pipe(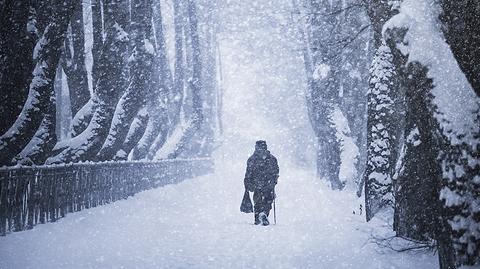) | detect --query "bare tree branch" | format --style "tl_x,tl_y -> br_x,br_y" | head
368,234 -> 436,253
